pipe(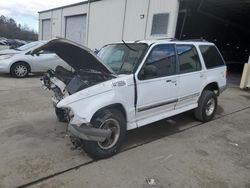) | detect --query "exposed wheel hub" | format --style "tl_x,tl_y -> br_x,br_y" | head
98,119 -> 120,150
